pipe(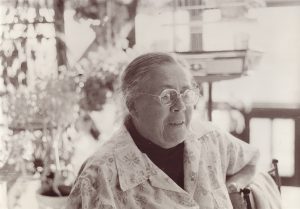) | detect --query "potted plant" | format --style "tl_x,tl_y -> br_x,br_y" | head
1,69 -> 80,209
